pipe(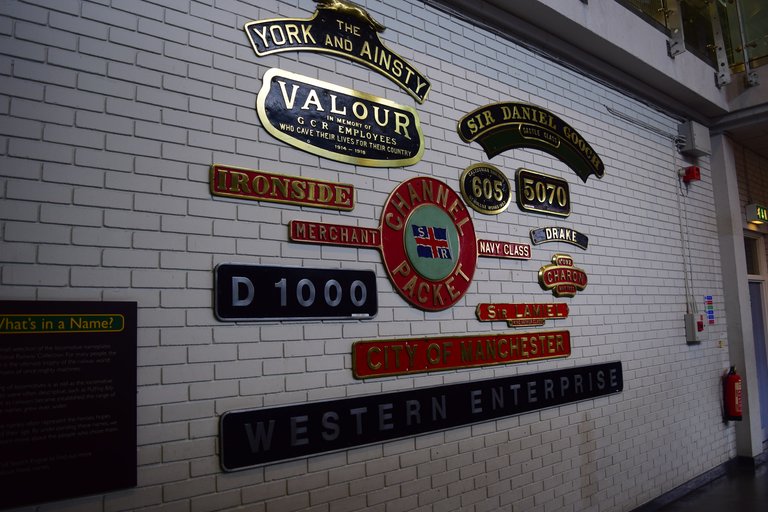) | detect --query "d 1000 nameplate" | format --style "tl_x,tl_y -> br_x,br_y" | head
215,264 -> 377,321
